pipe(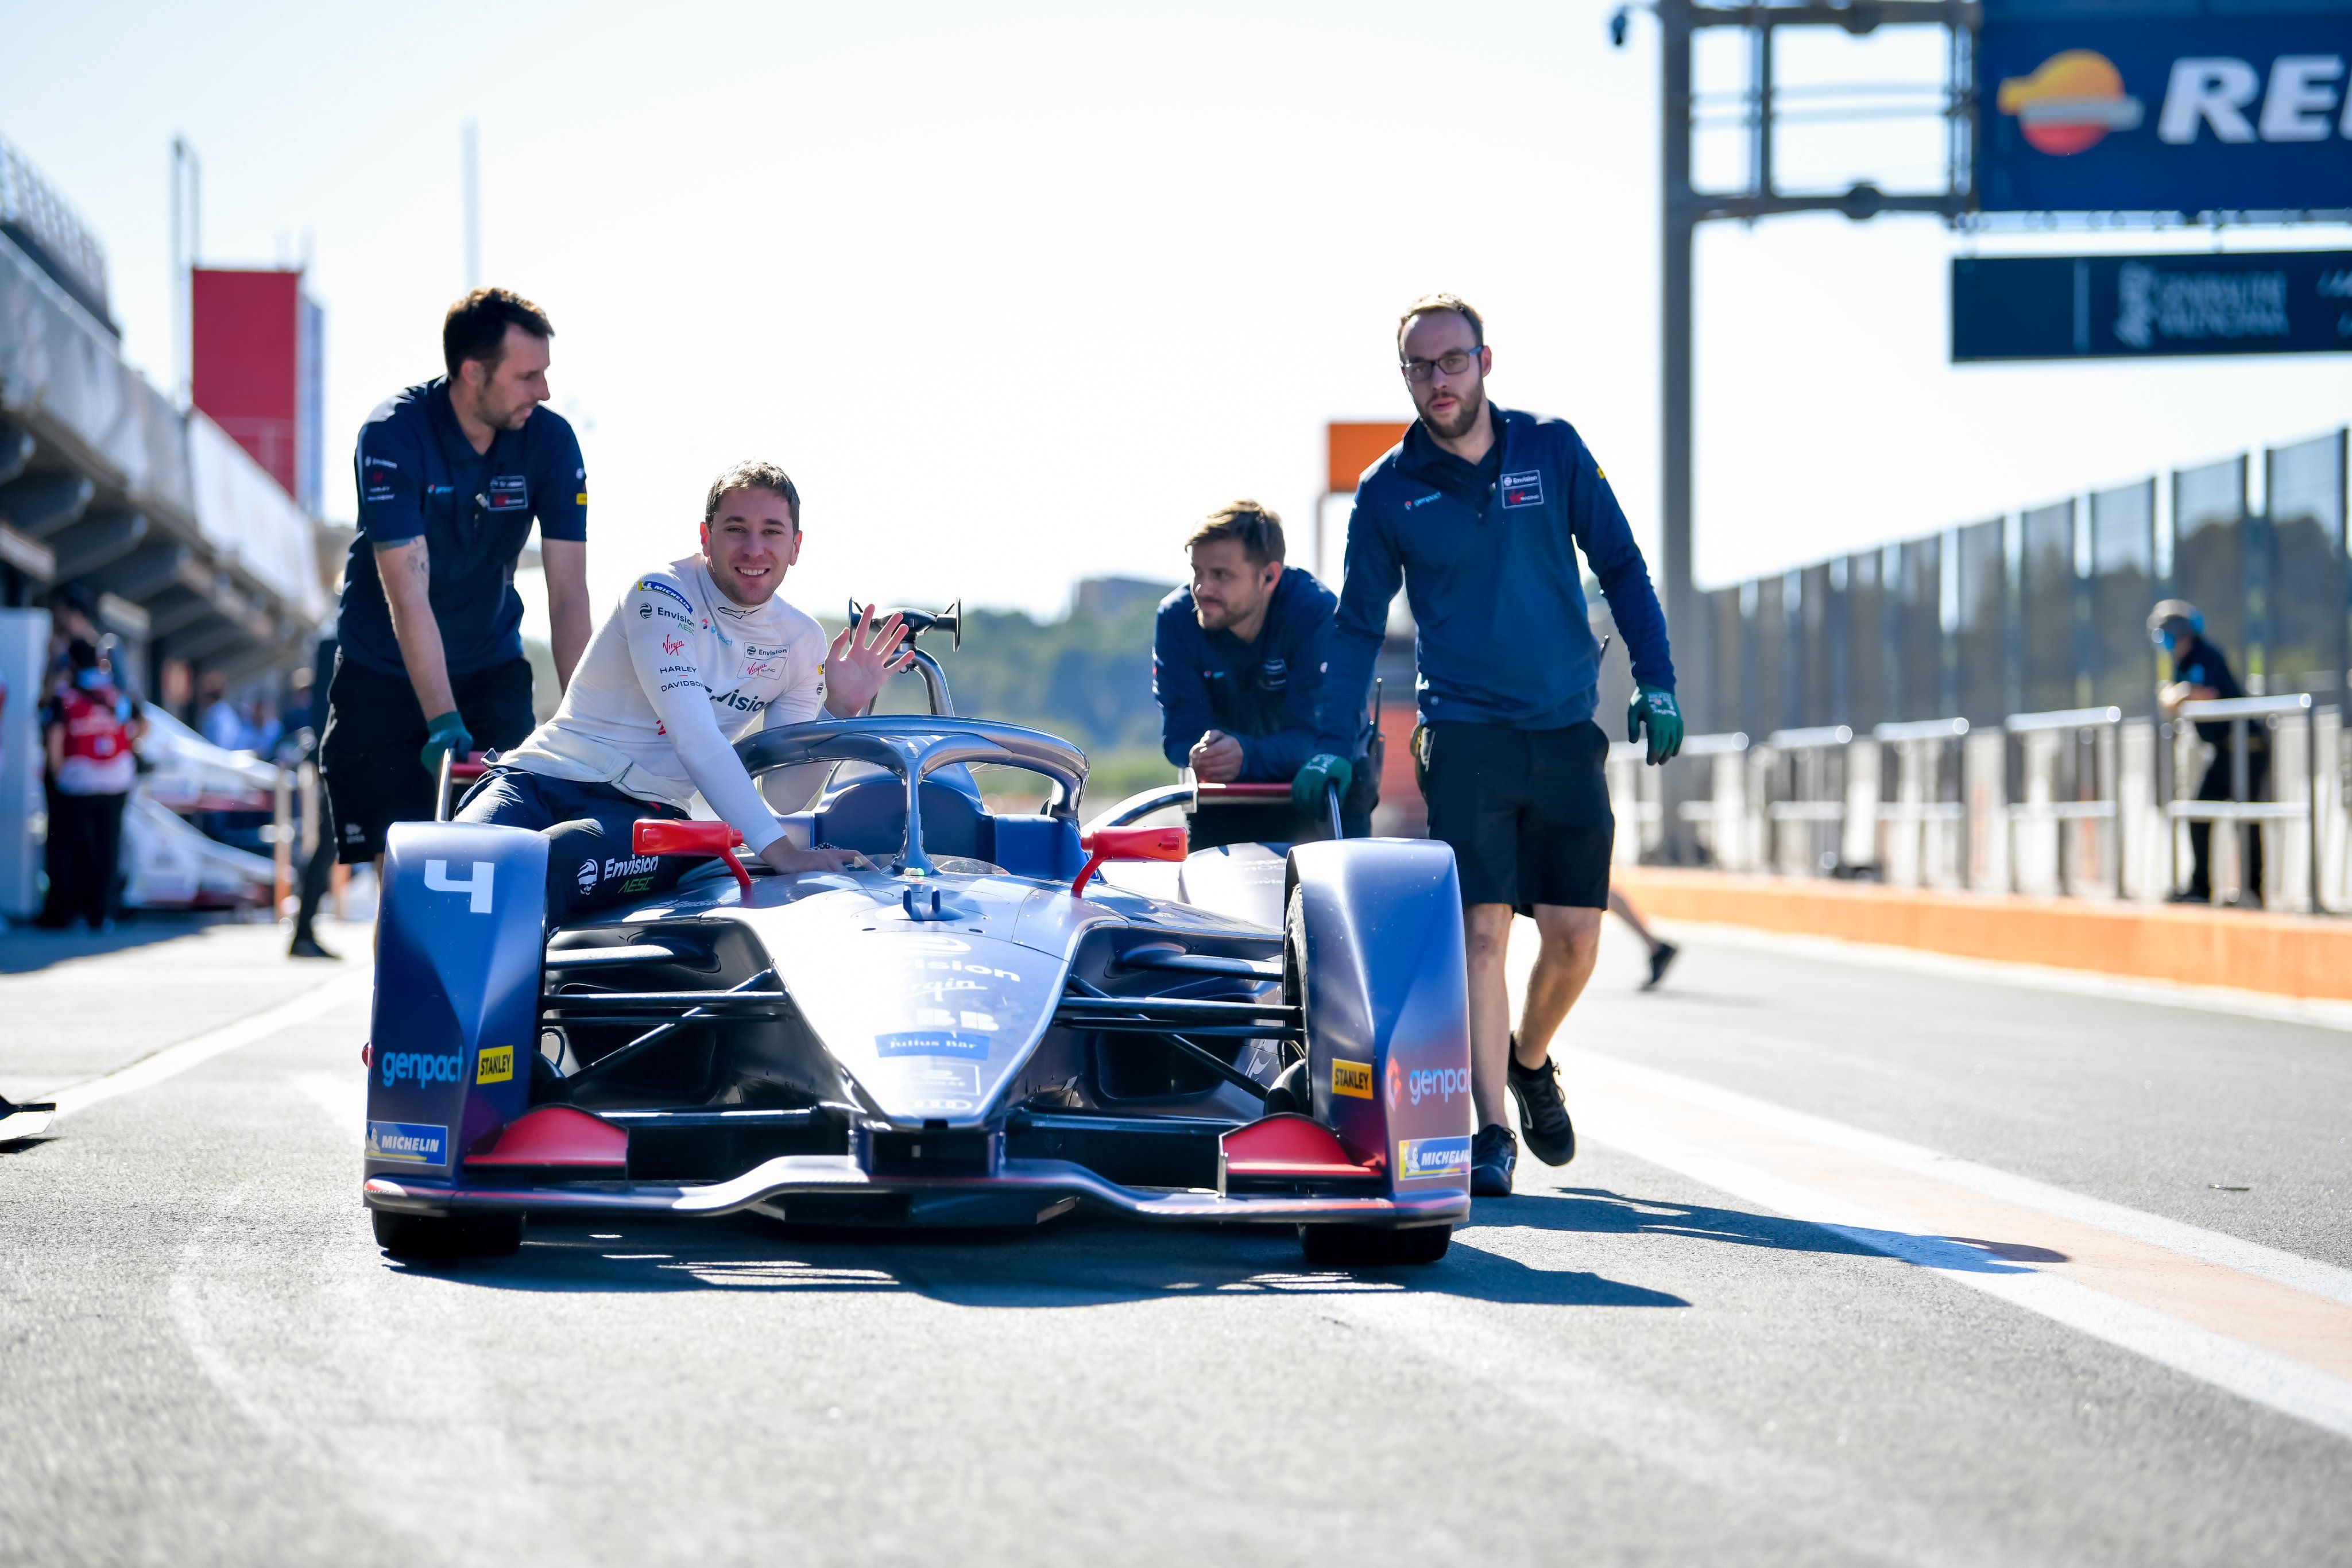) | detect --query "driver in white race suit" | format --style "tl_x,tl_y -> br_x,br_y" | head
454,459 -> 910,916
